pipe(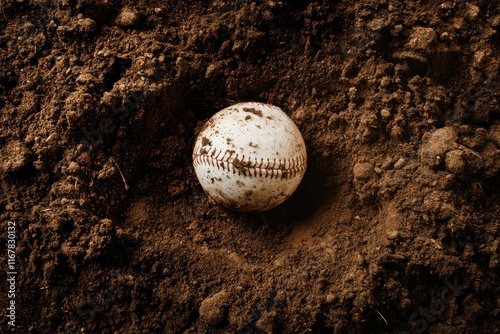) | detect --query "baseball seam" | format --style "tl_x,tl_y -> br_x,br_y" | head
193,147 -> 306,179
